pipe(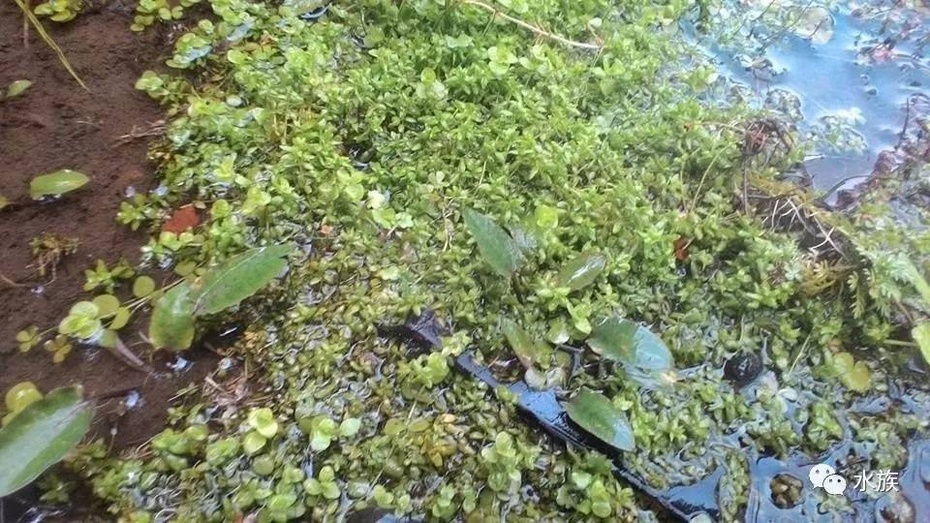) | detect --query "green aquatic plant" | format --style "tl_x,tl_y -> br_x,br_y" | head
4,80 -> 33,100
83,258 -> 135,293
0,386 -> 92,497
149,245 -> 290,350
29,170 -> 88,199
59,0 -> 930,519
33,0 -> 83,22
